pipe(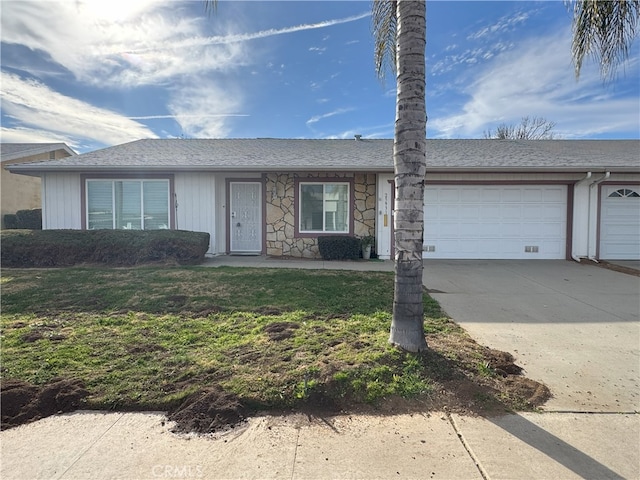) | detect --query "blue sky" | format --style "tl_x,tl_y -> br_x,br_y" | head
1,0 -> 638,153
